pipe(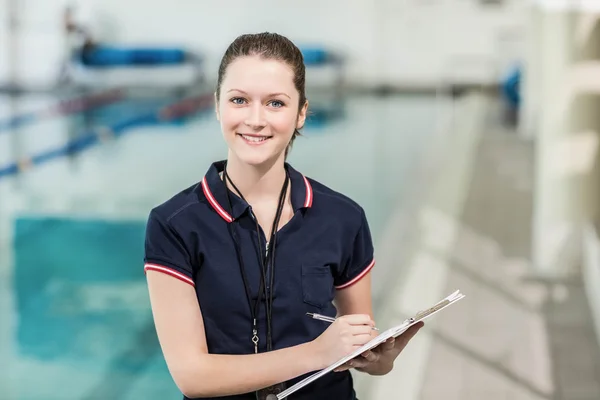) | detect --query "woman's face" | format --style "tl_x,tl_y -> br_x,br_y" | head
216,55 -> 307,167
